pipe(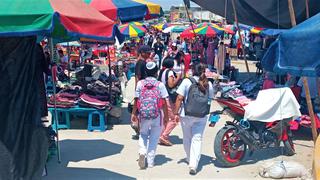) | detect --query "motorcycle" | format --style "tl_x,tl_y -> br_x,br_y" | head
211,97 -> 295,167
